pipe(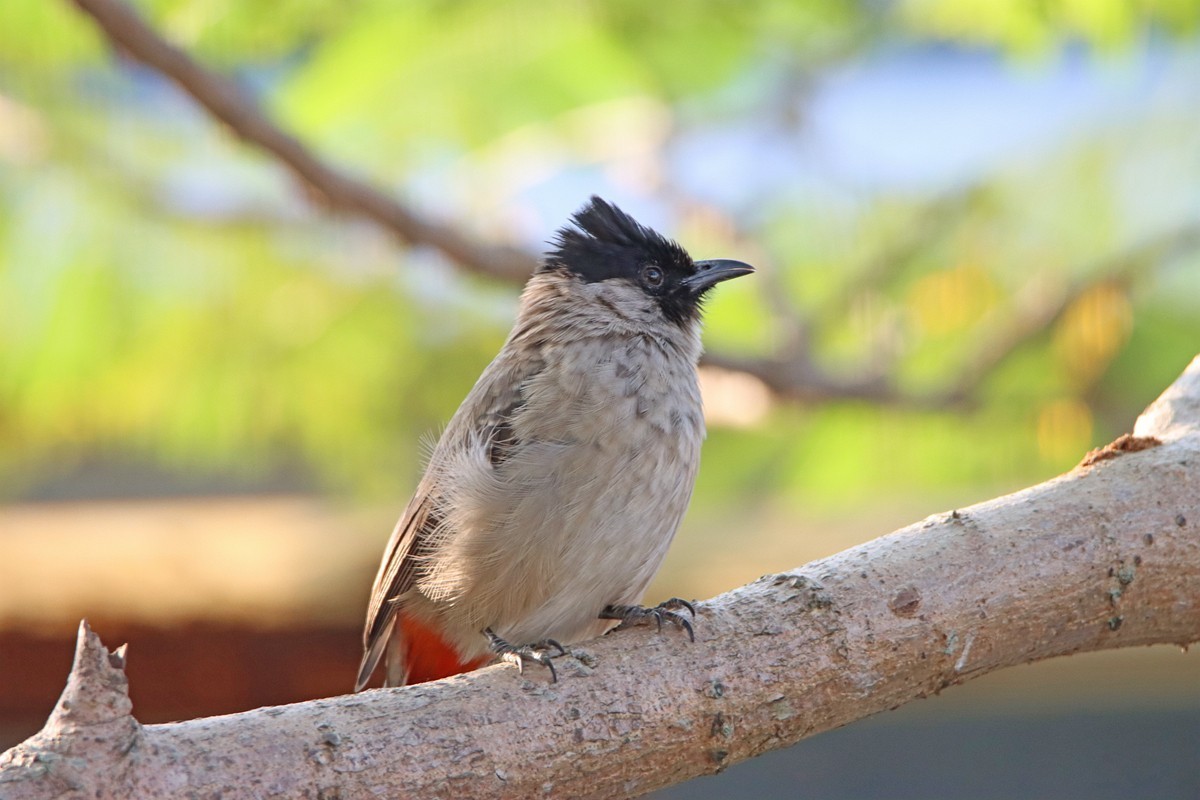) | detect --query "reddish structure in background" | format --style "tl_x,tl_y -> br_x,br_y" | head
2,622 -> 361,750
